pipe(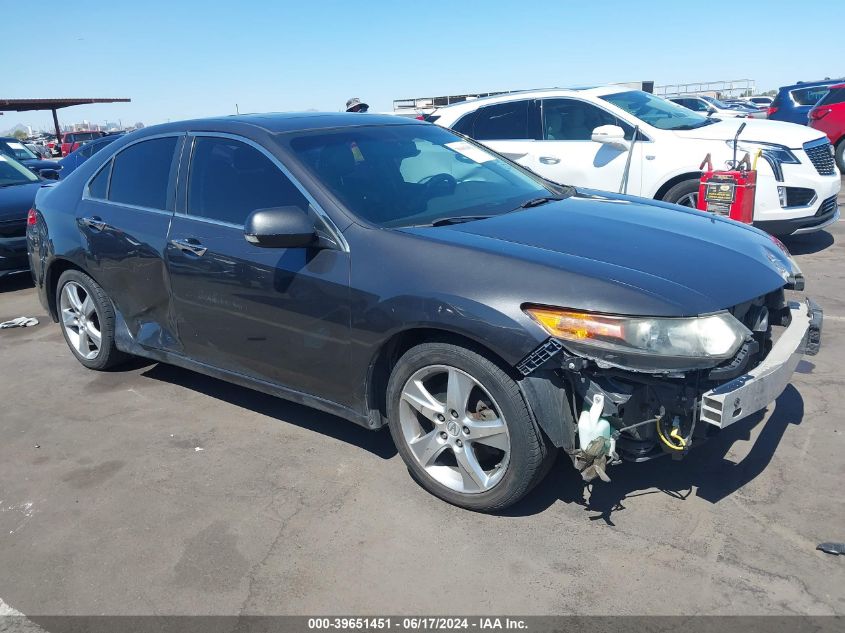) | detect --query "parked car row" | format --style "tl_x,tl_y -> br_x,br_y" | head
669,95 -> 766,119
428,86 -> 840,236
0,137 -> 63,177
768,79 -> 845,125
0,133 -> 126,182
